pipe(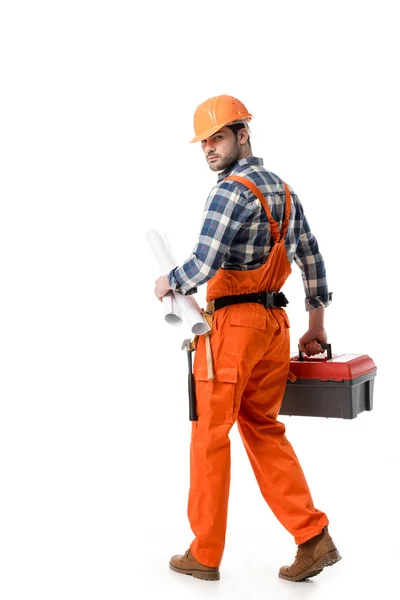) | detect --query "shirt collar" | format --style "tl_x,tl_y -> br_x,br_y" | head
217,157 -> 264,183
